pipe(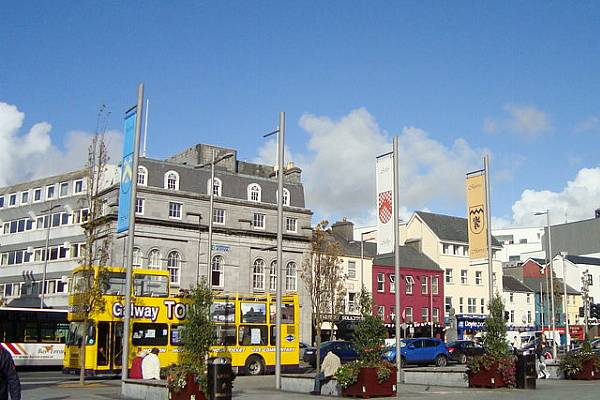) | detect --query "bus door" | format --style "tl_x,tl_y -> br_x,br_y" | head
111,322 -> 123,369
97,322 -> 110,367
97,322 -> 123,371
